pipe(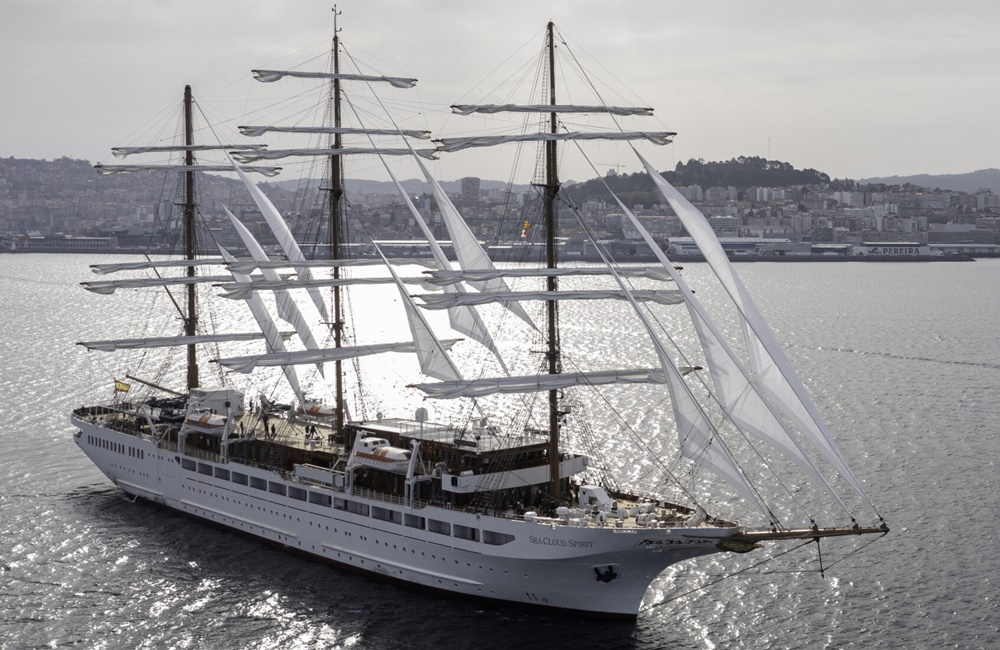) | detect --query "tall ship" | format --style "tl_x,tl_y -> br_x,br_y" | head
71,17 -> 887,618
